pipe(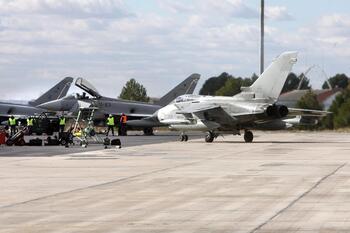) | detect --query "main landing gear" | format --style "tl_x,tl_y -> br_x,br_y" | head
205,131 -> 216,143
244,130 -> 253,143
179,133 -> 189,142
203,130 -> 253,143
